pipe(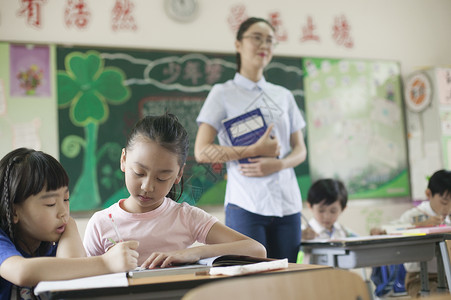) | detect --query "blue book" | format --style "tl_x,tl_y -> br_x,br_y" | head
222,108 -> 267,163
